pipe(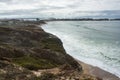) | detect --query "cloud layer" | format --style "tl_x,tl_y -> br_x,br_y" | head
0,0 -> 120,18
